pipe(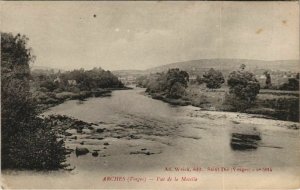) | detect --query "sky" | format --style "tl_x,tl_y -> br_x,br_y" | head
1,1 -> 299,71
